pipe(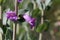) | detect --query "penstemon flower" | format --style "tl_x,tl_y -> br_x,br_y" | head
23,13 -> 36,29
6,11 -> 18,21
29,18 -> 36,29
